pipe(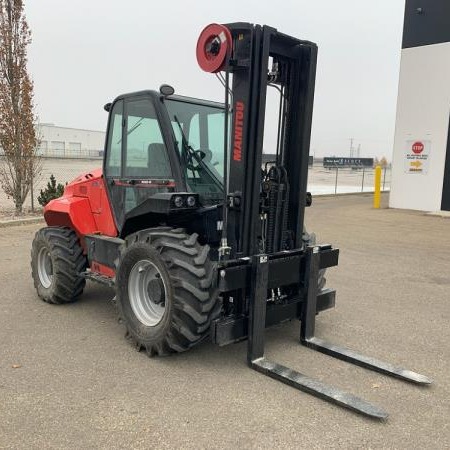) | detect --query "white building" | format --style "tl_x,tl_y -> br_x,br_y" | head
38,123 -> 106,158
390,1 -> 450,212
